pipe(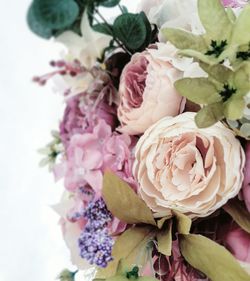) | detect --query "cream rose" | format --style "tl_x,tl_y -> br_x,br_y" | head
133,112 -> 245,218
117,43 -> 189,135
